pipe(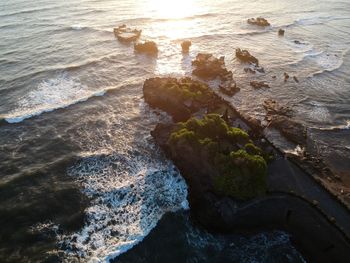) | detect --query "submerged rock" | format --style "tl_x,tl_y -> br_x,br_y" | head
247,17 -> 271,27
293,76 -> 299,83
278,29 -> 285,36
250,81 -> 270,89
134,41 -> 158,55
113,24 -> 141,42
236,48 -> 259,66
181,40 -> 192,53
